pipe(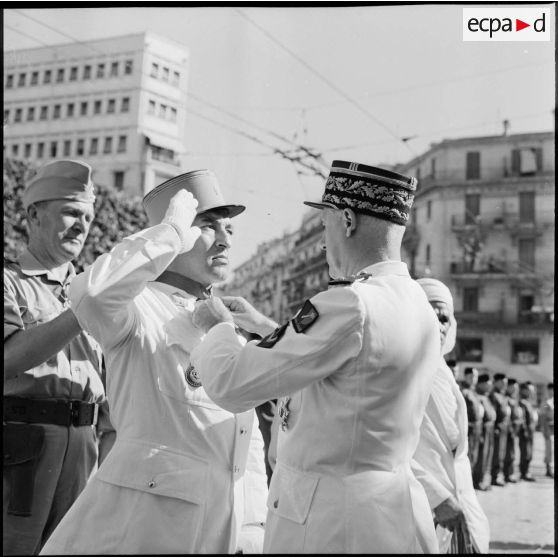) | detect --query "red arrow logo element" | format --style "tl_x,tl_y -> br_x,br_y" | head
516,18 -> 530,31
